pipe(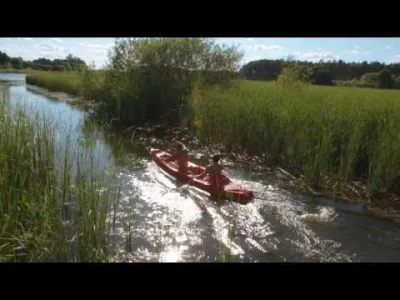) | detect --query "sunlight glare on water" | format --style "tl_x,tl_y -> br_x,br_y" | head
160,245 -> 188,262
